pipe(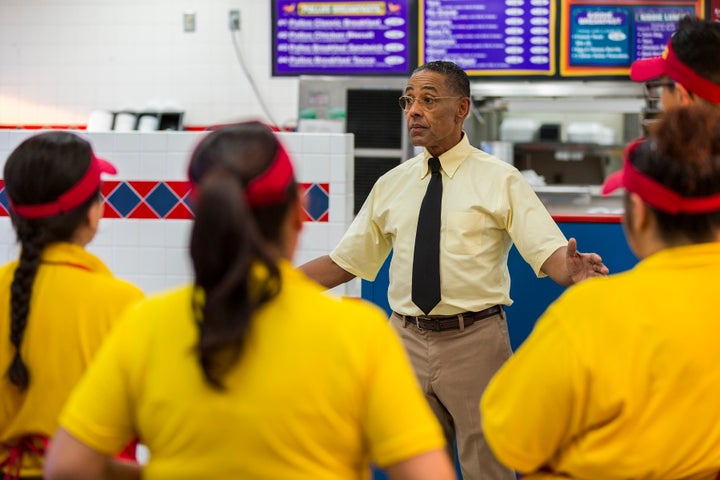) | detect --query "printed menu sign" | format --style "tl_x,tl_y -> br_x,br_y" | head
569,7 -> 631,66
634,6 -> 696,58
420,0 -> 556,76
273,0 -> 411,75
561,0 -> 702,76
